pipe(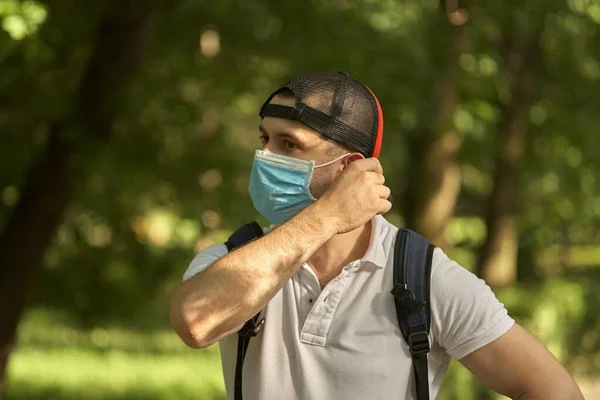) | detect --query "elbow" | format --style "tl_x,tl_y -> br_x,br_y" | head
169,293 -> 215,349
566,384 -> 585,400
516,378 -> 584,400
549,374 -> 585,400
174,321 -> 211,349
180,330 -> 213,350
